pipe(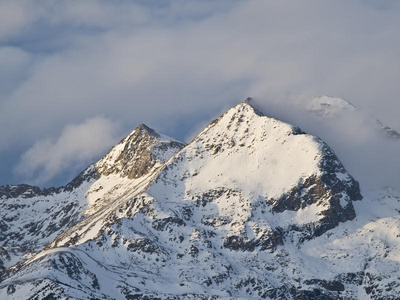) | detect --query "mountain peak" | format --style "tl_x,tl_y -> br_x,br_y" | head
238,96 -> 265,116
238,96 -> 258,110
132,123 -> 160,138
149,98 -> 362,245
305,95 -> 356,117
303,95 -> 400,139
8,96 -> 400,300
95,124 -> 185,179
243,96 -> 253,104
